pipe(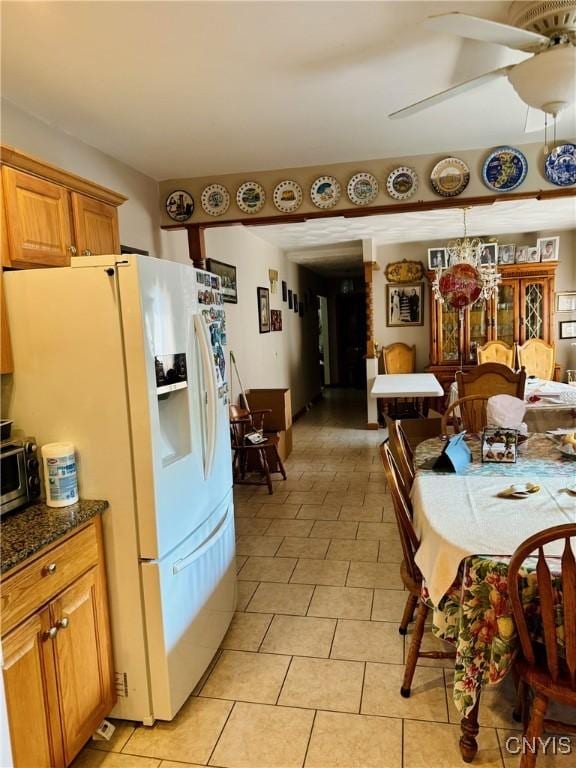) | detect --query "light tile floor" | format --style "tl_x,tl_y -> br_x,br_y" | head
73,390 -> 573,768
